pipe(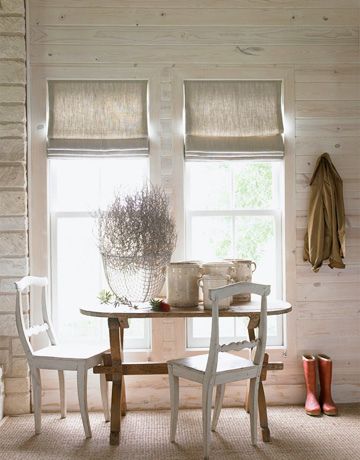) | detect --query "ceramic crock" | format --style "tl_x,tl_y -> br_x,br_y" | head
201,261 -> 234,277
198,274 -> 231,310
166,262 -> 201,307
